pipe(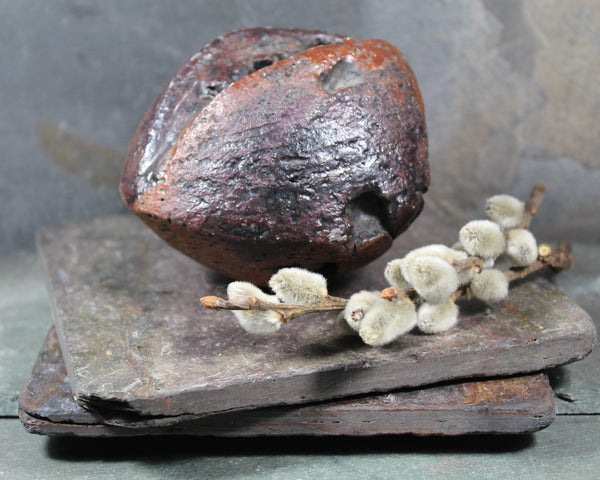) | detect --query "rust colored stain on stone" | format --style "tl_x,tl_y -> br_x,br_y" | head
120,27 -> 429,285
